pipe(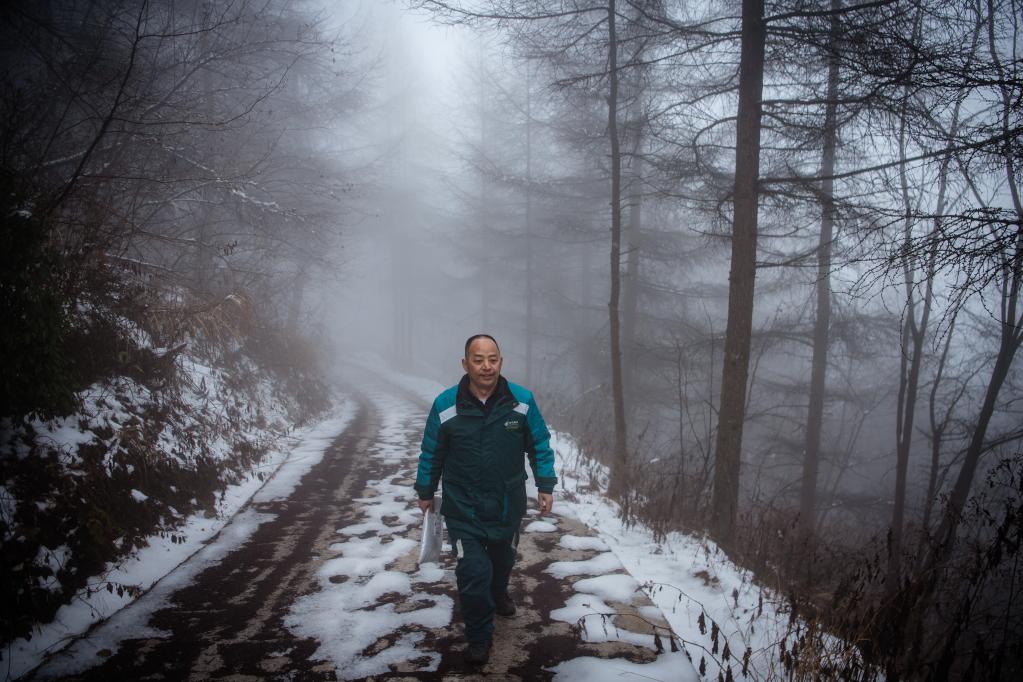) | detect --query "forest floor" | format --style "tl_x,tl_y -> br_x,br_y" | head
22,374 -> 697,681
